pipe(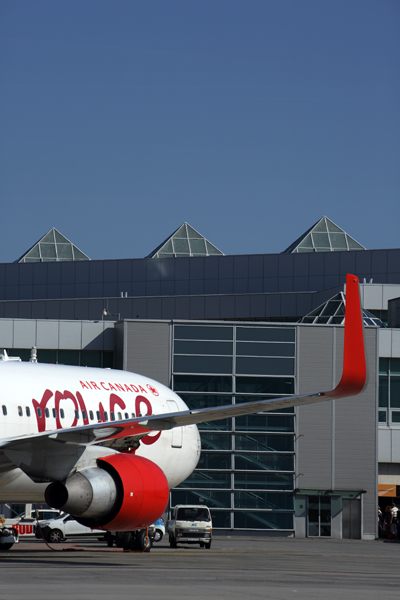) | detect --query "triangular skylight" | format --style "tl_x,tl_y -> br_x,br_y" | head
17,228 -> 90,263
283,216 -> 365,253
299,292 -> 384,327
147,223 -> 224,258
